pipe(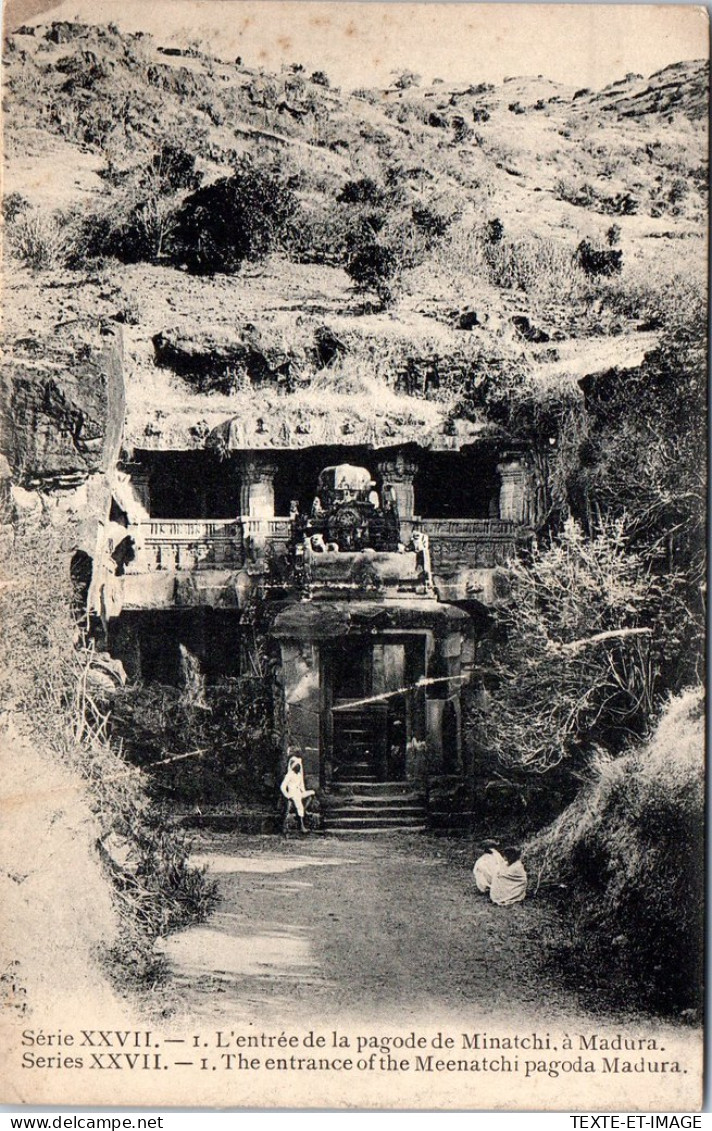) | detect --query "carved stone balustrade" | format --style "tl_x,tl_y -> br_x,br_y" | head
115,515 -> 525,608
421,518 -> 522,573
241,517 -> 292,553
123,516 -> 296,575
126,519 -> 244,573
